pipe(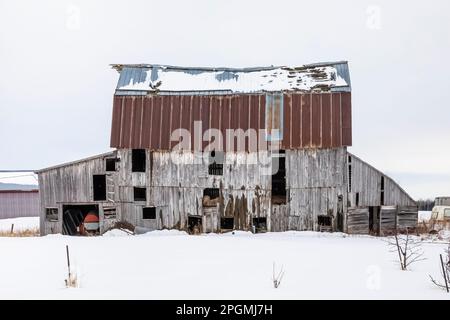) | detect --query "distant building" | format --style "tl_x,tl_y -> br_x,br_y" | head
0,190 -> 39,219
435,197 -> 450,206
0,172 -> 39,219
37,61 -> 418,236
